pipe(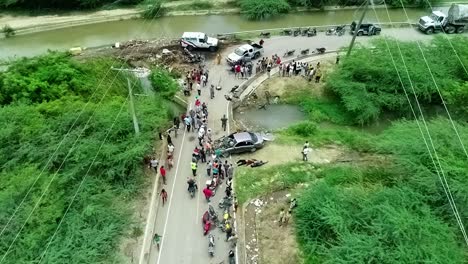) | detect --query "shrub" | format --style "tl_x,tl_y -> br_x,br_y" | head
1,24 -> 15,38
286,121 -> 318,137
149,67 -> 179,98
141,0 -> 164,19
240,0 -> 291,20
